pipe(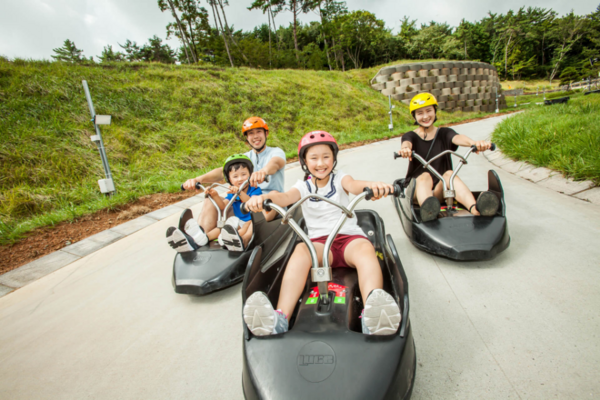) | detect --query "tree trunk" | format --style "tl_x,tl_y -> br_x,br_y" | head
217,0 -> 251,66
267,5 -> 272,68
292,0 -> 300,64
504,32 -> 512,79
210,1 -> 234,67
318,4 -> 332,71
185,18 -> 199,61
331,37 -> 339,70
541,34 -> 545,68
167,0 -> 192,63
